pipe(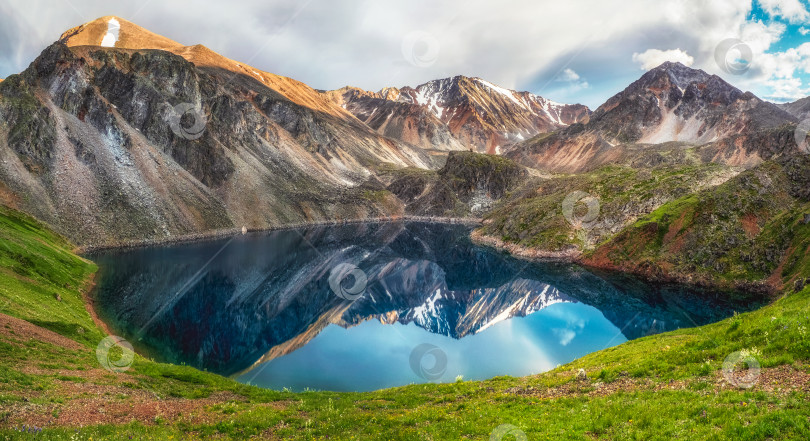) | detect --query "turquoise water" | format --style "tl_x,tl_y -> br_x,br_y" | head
238,302 -> 624,391
90,222 -> 765,392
